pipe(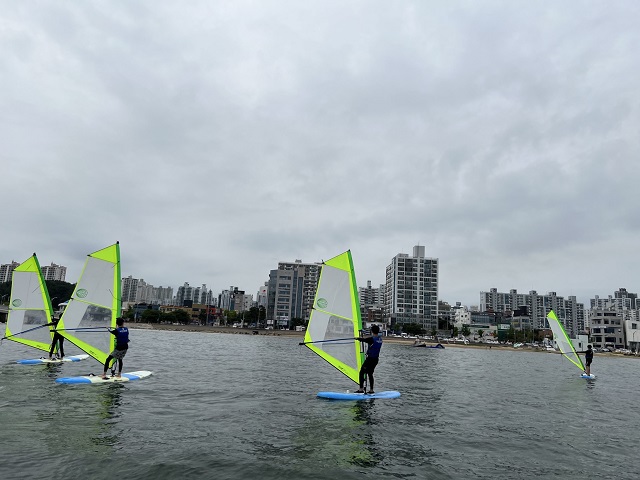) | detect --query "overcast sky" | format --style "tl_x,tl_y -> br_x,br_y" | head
2,1 -> 639,307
